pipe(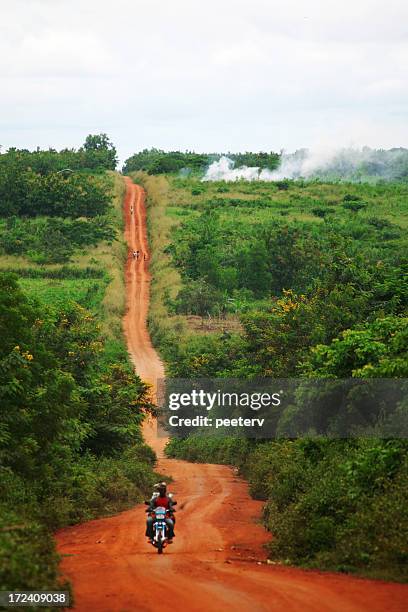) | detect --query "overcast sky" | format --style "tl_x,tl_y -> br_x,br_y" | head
1,0 -> 408,163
